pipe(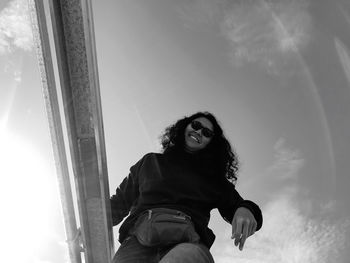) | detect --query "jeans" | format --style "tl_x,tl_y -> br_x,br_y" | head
112,235 -> 215,263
